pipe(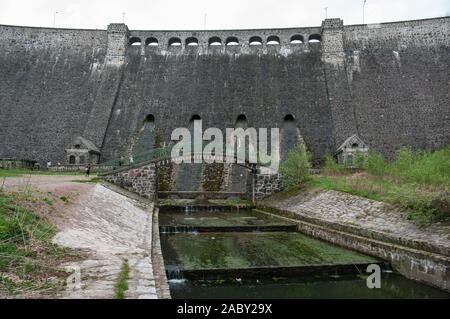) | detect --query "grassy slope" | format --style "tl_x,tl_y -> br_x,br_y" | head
0,190 -> 75,296
0,169 -> 84,177
312,146 -> 450,226
311,174 -> 449,226
312,174 -> 402,202
274,145 -> 449,226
